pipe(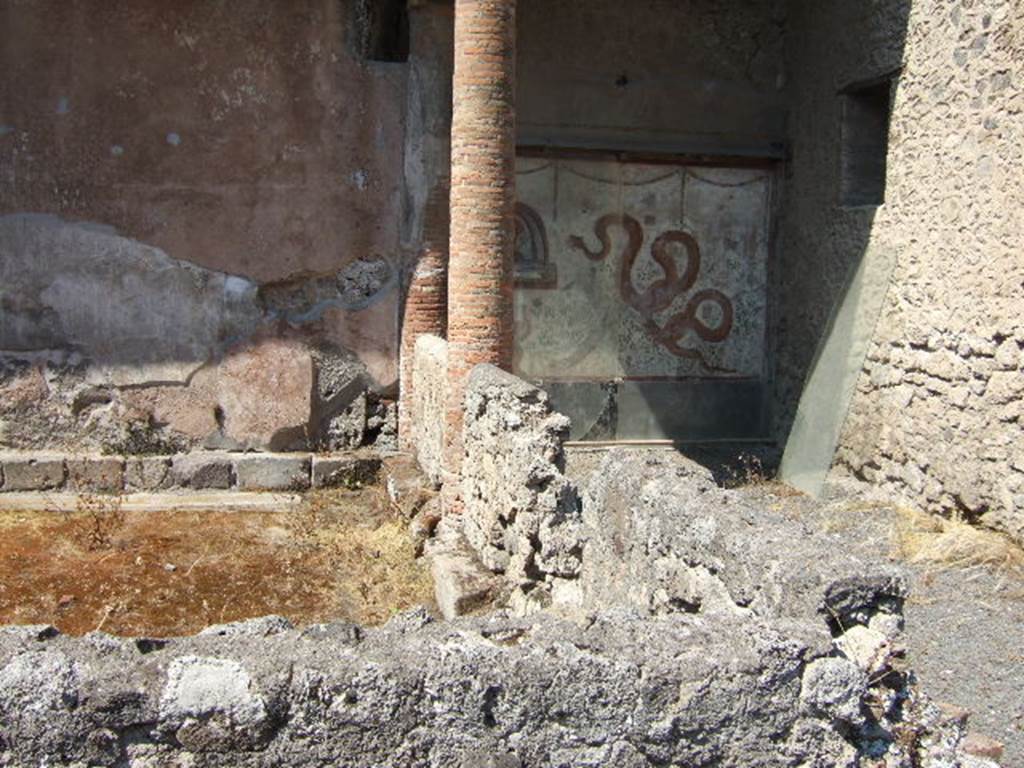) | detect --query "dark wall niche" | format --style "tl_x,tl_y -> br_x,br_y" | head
353,0 -> 409,62
838,73 -> 897,206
